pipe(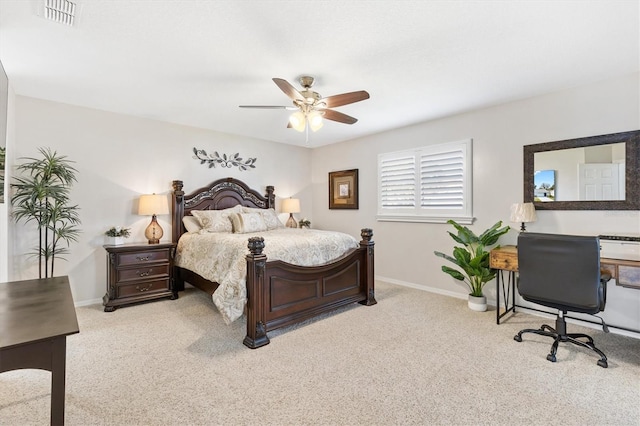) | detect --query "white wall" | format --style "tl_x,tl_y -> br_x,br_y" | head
311,72 -> 640,332
8,96 -> 312,304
